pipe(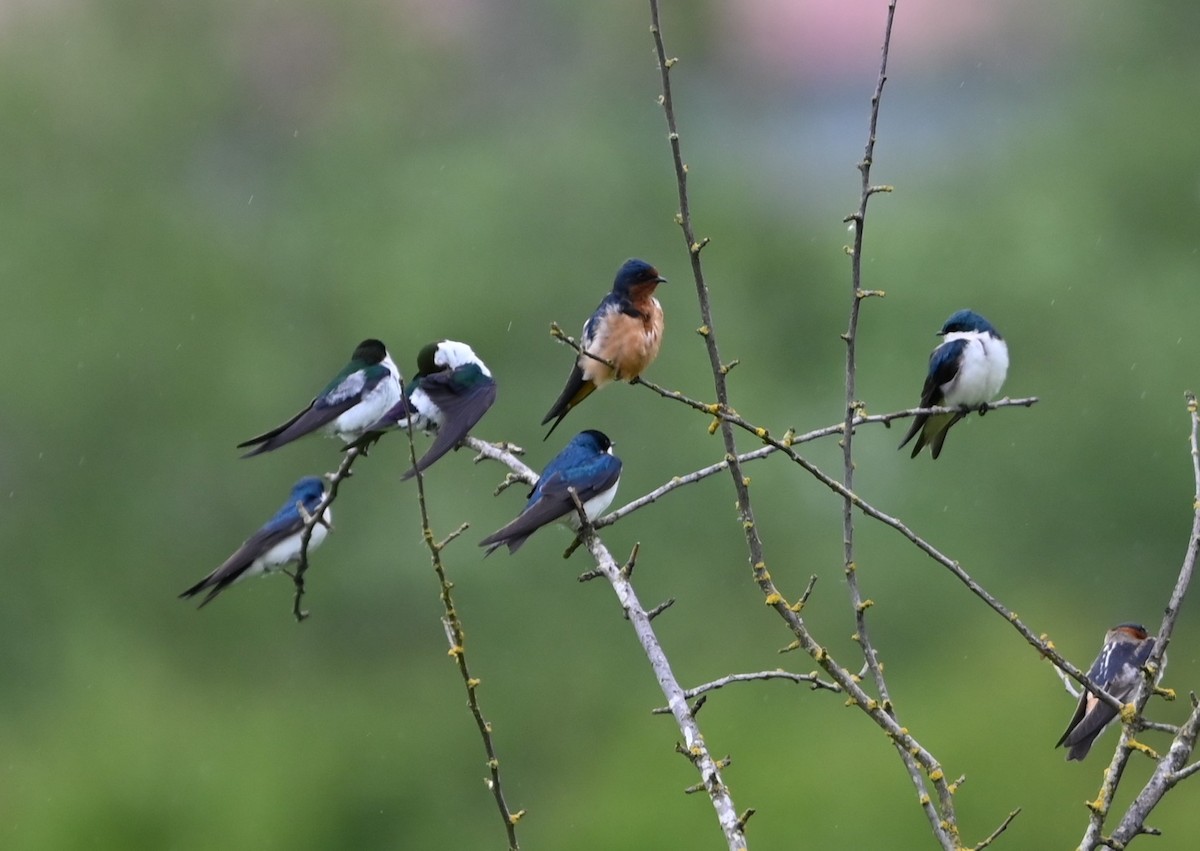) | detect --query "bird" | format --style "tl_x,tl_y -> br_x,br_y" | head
479,429 -> 621,555
541,258 -> 666,439
898,309 -> 1009,459
180,476 -> 331,608
1056,623 -> 1157,761
237,338 -> 402,457
363,340 -> 497,479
